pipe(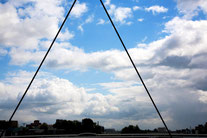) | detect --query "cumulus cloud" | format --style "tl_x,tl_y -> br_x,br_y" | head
162,17 -> 207,58
113,7 -> 132,24
145,5 -> 168,15
7,15 -> 207,128
0,0 -> 64,50
0,70 -> 156,129
71,2 -> 88,18
132,17 -> 207,128
81,16 -> 207,128
58,29 -> 74,41
176,0 -> 207,19
0,0 -> 76,65
106,2 -> 132,24
42,43 -> 156,74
